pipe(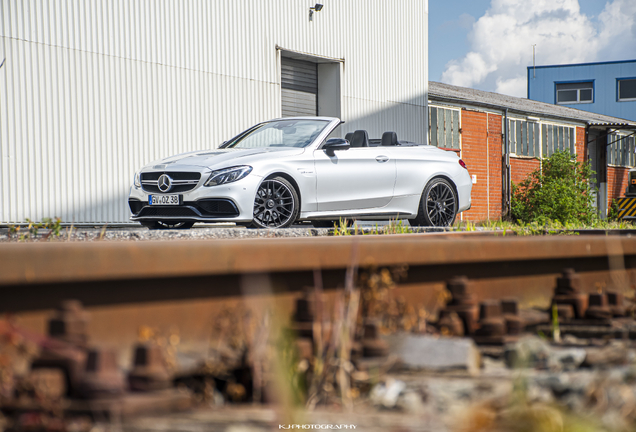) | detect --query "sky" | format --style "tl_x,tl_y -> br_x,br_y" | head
429,0 -> 636,98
